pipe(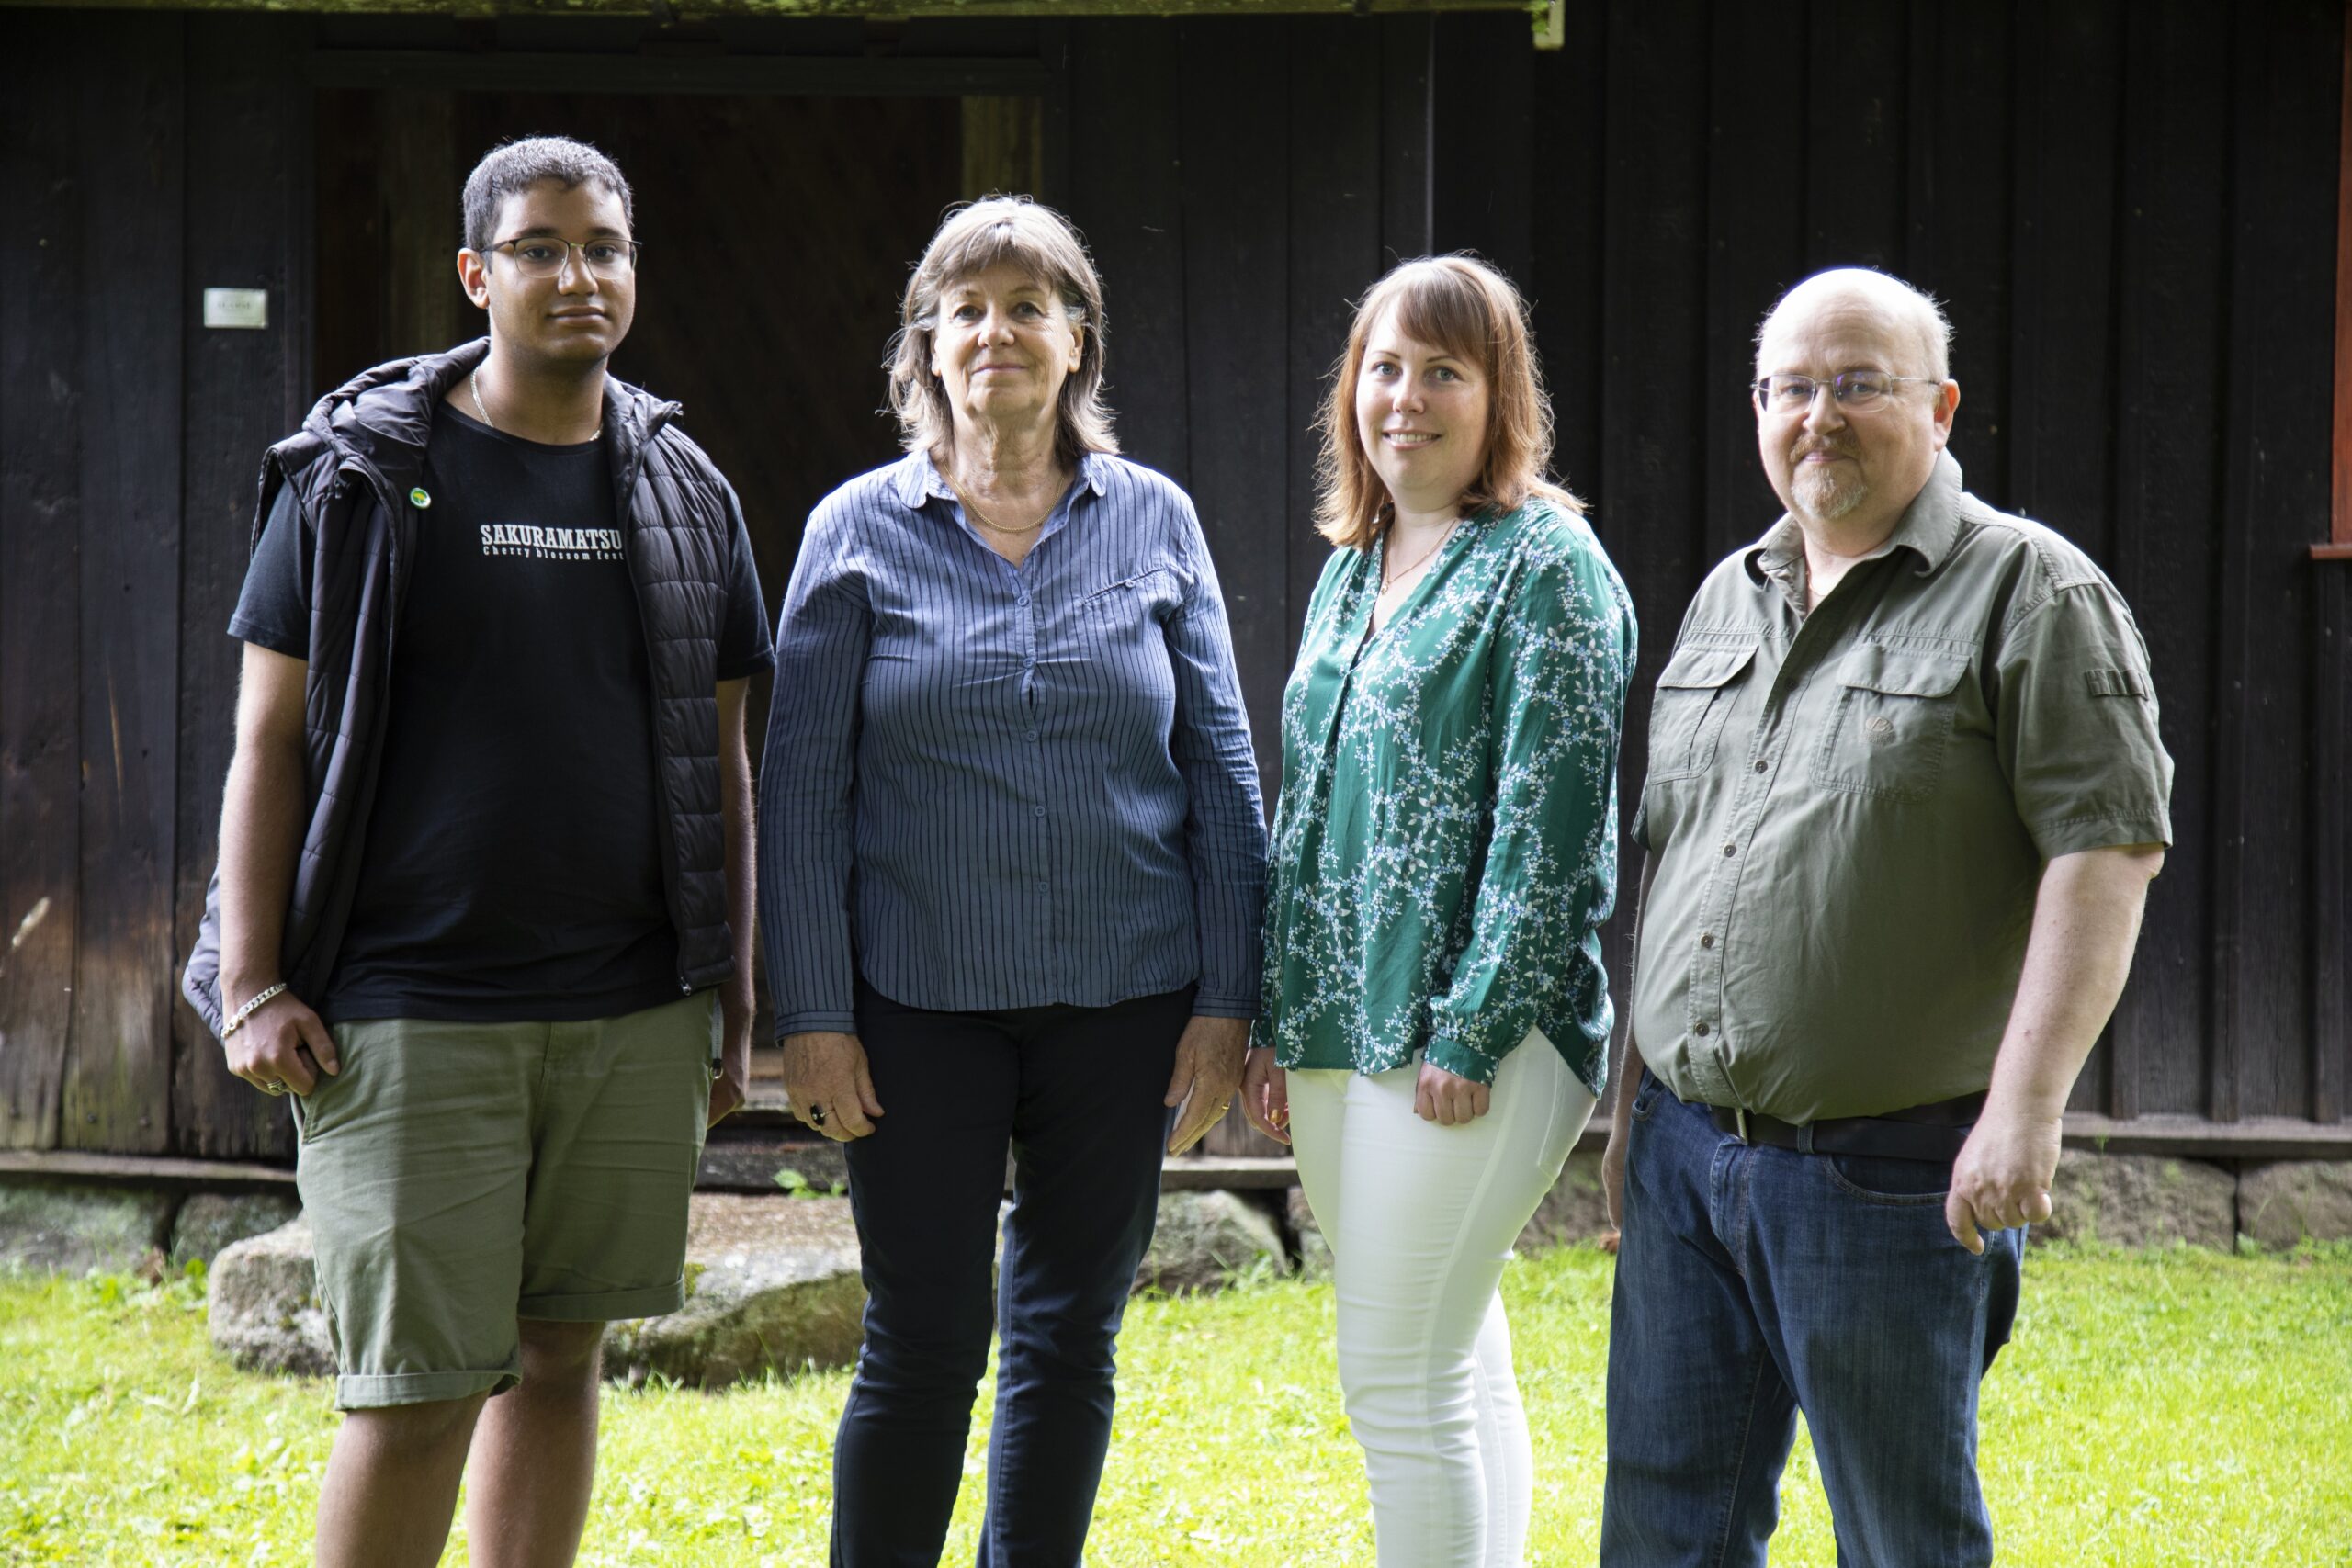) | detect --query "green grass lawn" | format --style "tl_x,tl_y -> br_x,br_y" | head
6,1243 -> 2348,1566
